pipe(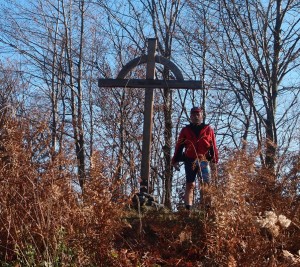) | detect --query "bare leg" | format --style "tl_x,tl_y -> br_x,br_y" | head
184,182 -> 195,207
